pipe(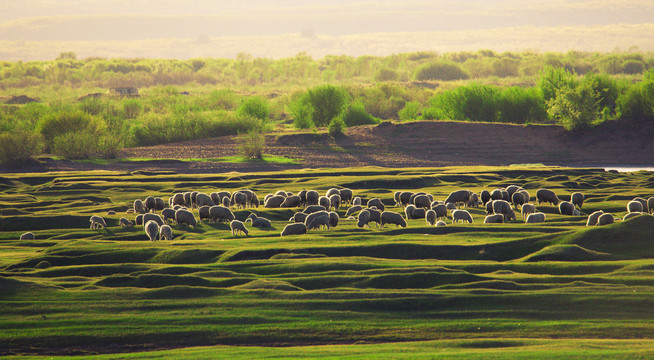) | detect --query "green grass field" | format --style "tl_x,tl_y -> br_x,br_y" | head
1,166 -> 653,358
